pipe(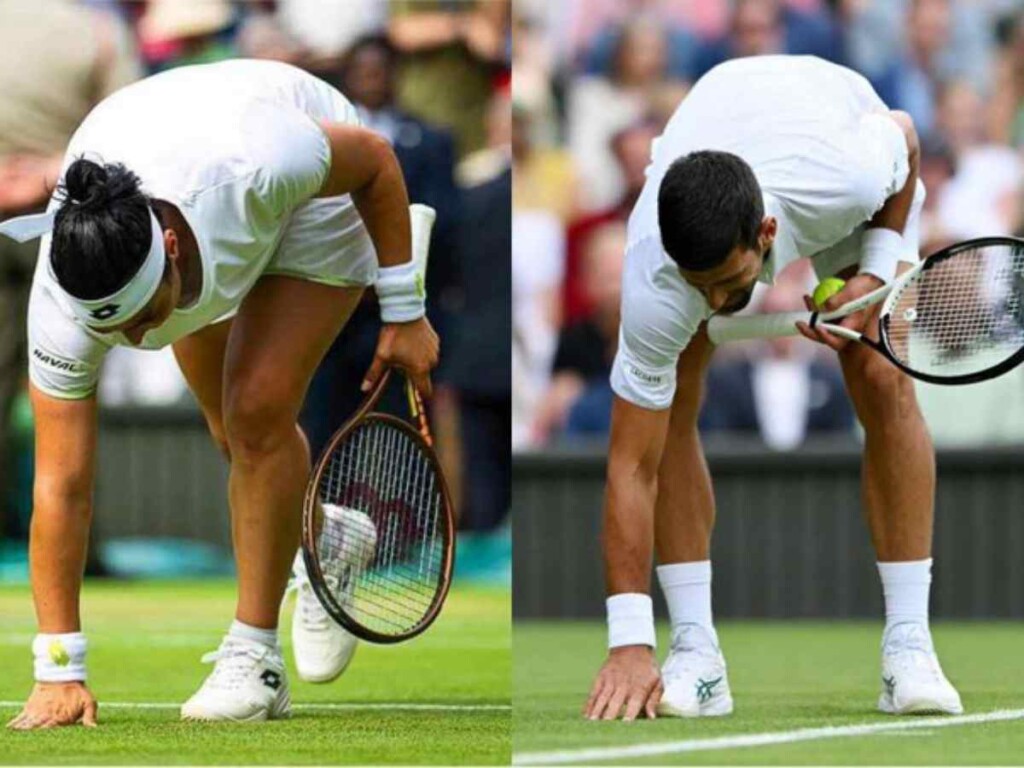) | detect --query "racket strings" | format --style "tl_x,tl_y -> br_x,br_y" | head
313,418 -> 445,636
885,243 -> 1024,376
